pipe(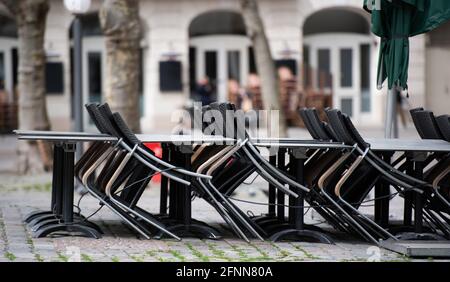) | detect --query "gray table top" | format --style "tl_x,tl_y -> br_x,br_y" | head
251,140 -> 351,149
15,130 -> 235,144
251,137 -> 450,152
136,134 -> 235,143
15,130 -> 450,152
367,138 -> 450,152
